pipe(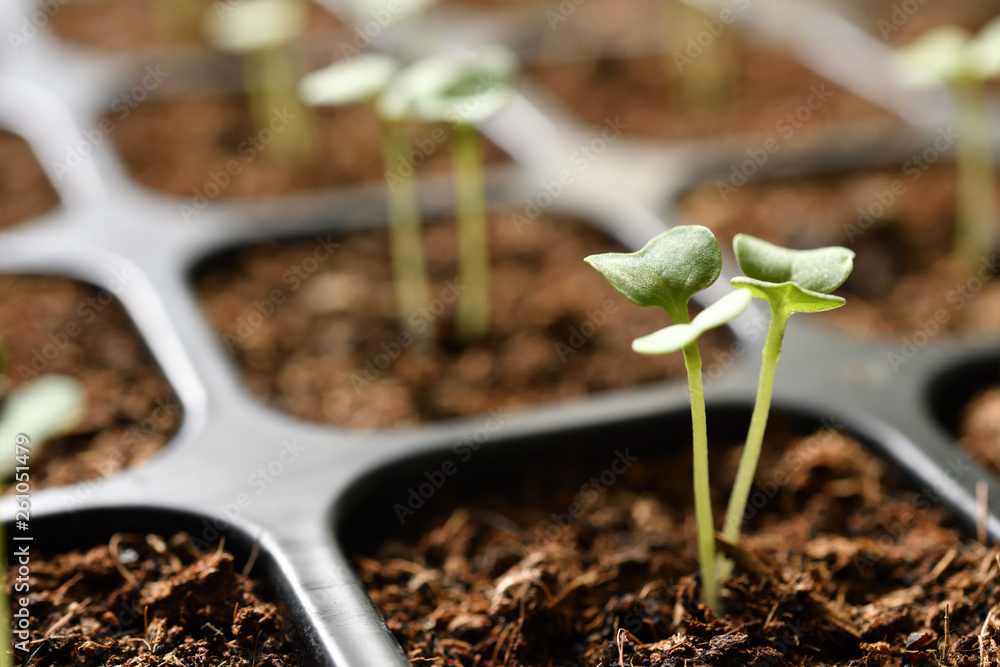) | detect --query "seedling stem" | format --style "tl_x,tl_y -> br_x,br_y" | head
452,122 -> 489,343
